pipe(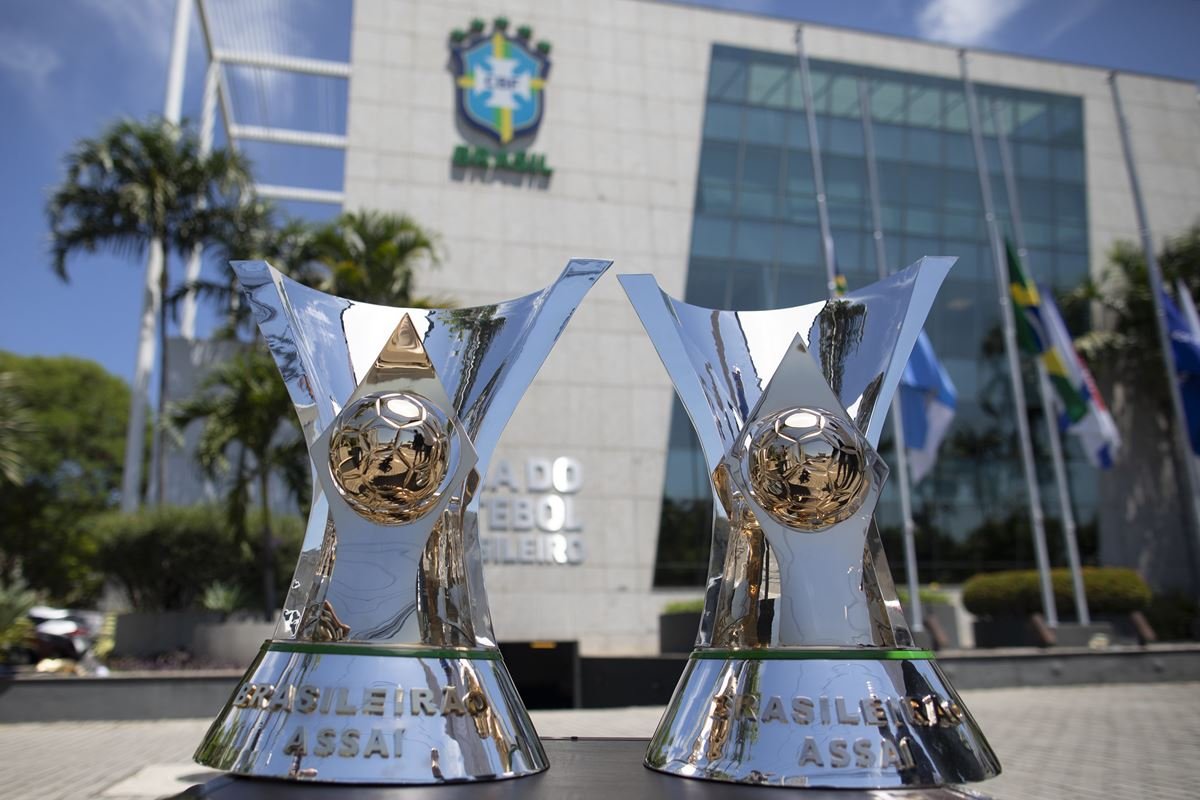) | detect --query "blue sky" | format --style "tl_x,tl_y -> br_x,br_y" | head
1,0 -> 1198,386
